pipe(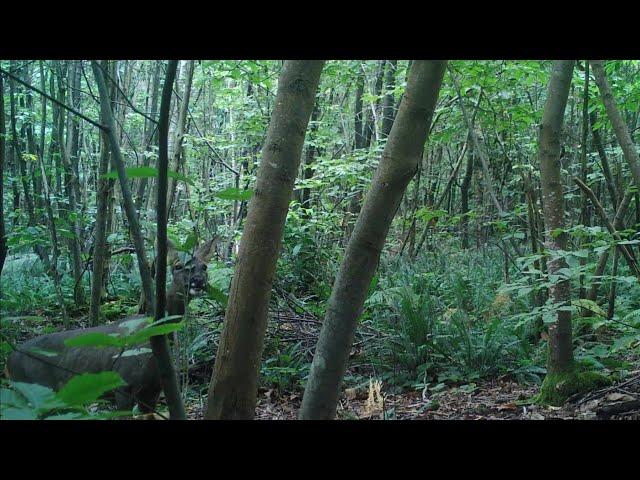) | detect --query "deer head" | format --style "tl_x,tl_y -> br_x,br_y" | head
166,238 -> 217,315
